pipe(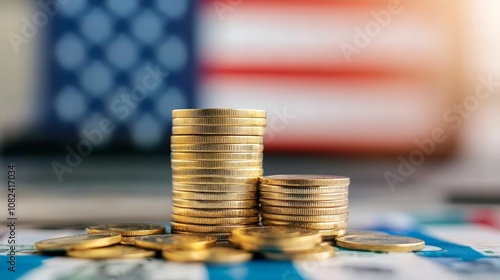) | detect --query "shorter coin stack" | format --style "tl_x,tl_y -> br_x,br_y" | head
170,108 -> 266,240
259,175 -> 350,241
